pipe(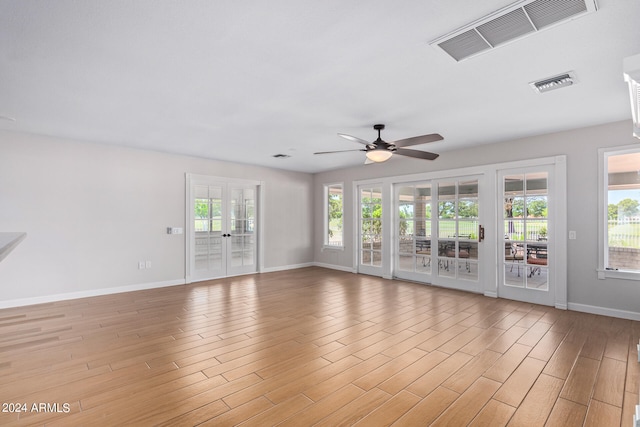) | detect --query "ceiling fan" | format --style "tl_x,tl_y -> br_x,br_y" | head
314,124 -> 443,164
